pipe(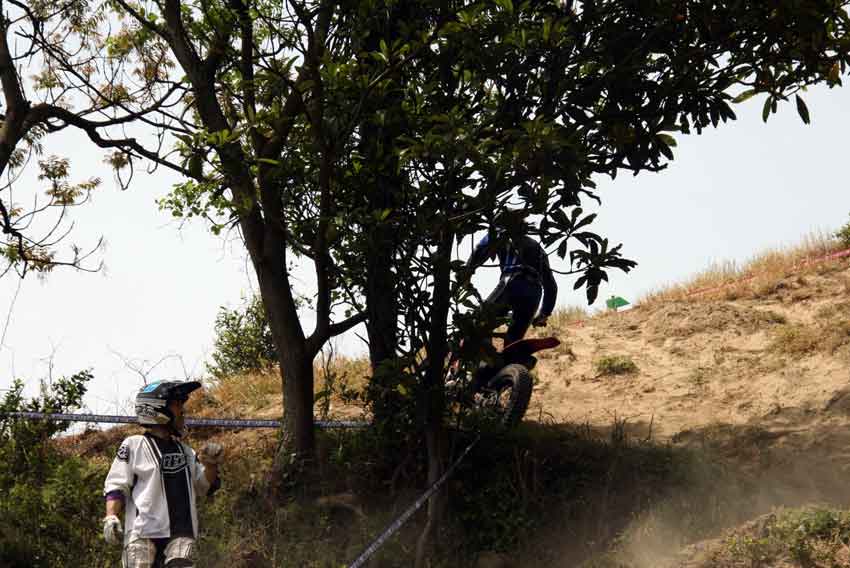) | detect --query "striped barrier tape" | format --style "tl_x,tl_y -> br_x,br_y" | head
795,246 -> 850,265
4,409 -> 477,567
5,408 -> 478,565
0,411 -> 368,430
347,434 -> 481,568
